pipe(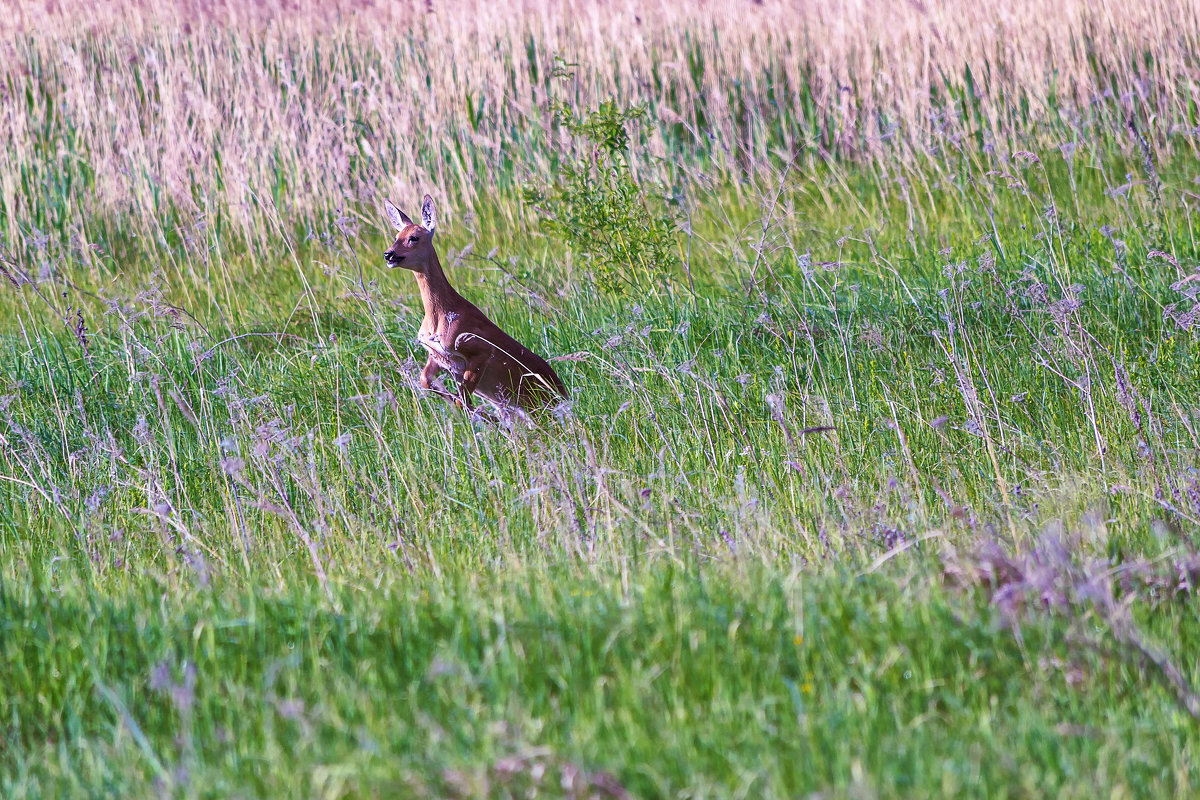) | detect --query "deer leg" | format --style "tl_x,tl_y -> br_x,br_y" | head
419,356 -> 443,390
457,352 -> 497,413
419,356 -> 461,407
456,366 -> 480,412
456,368 -> 503,426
